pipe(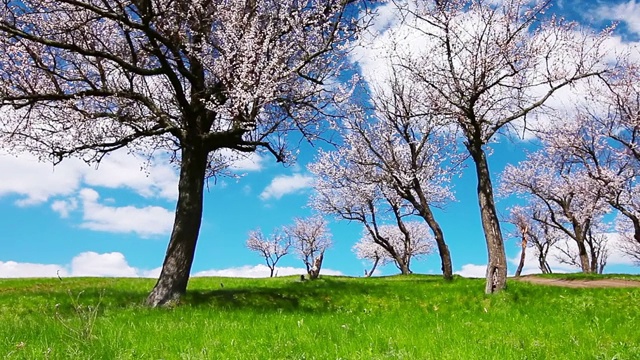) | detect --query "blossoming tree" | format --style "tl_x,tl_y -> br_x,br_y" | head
246,228 -> 292,277
378,0 -> 610,292
0,0 -> 367,306
284,216 -> 332,280
353,221 -> 434,276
